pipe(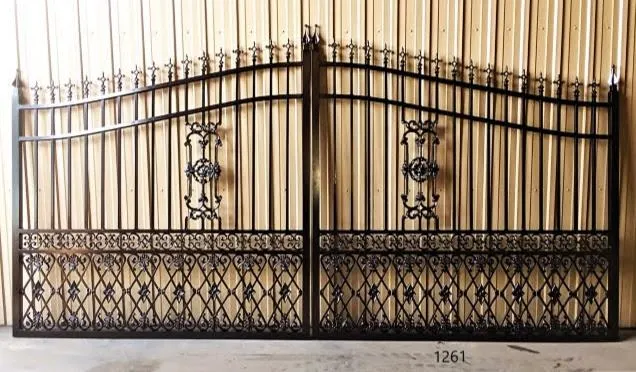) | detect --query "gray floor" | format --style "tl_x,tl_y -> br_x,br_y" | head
0,328 -> 635,372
